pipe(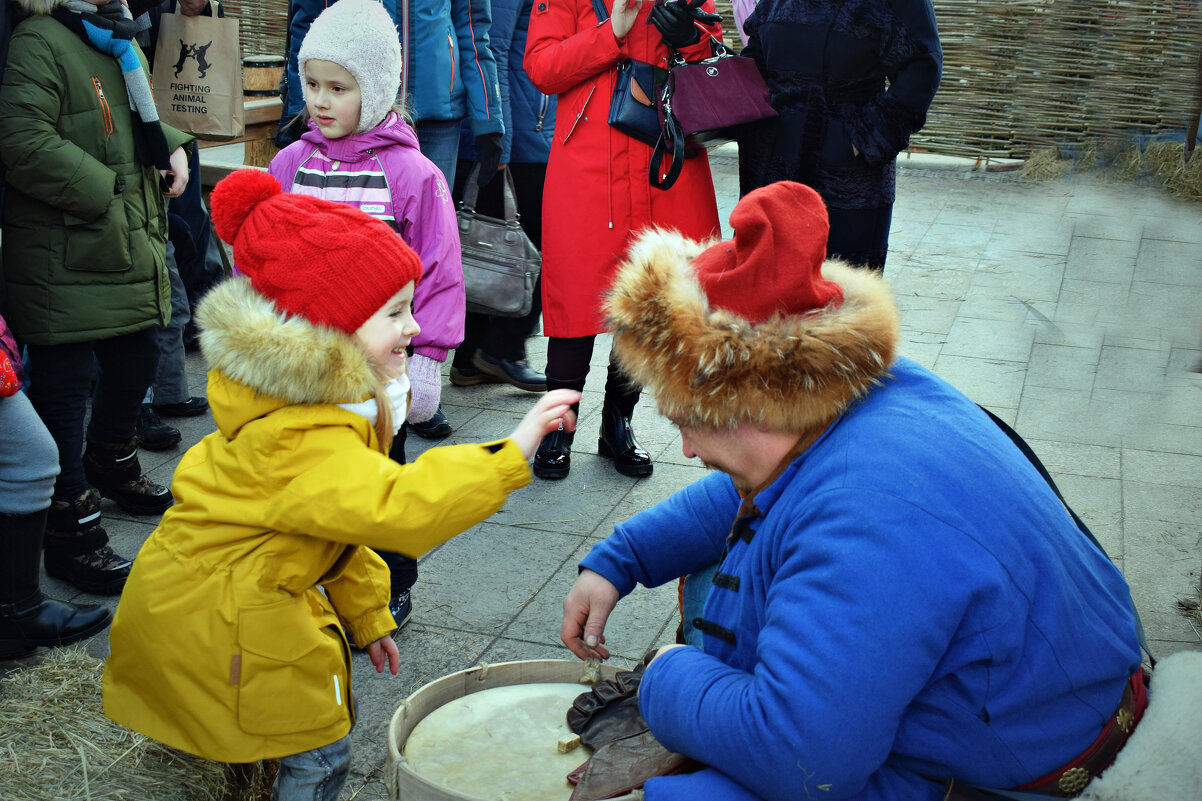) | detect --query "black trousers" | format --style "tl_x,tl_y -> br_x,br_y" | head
450,161 -> 547,368
371,426 -> 417,595
26,327 -> 159,500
